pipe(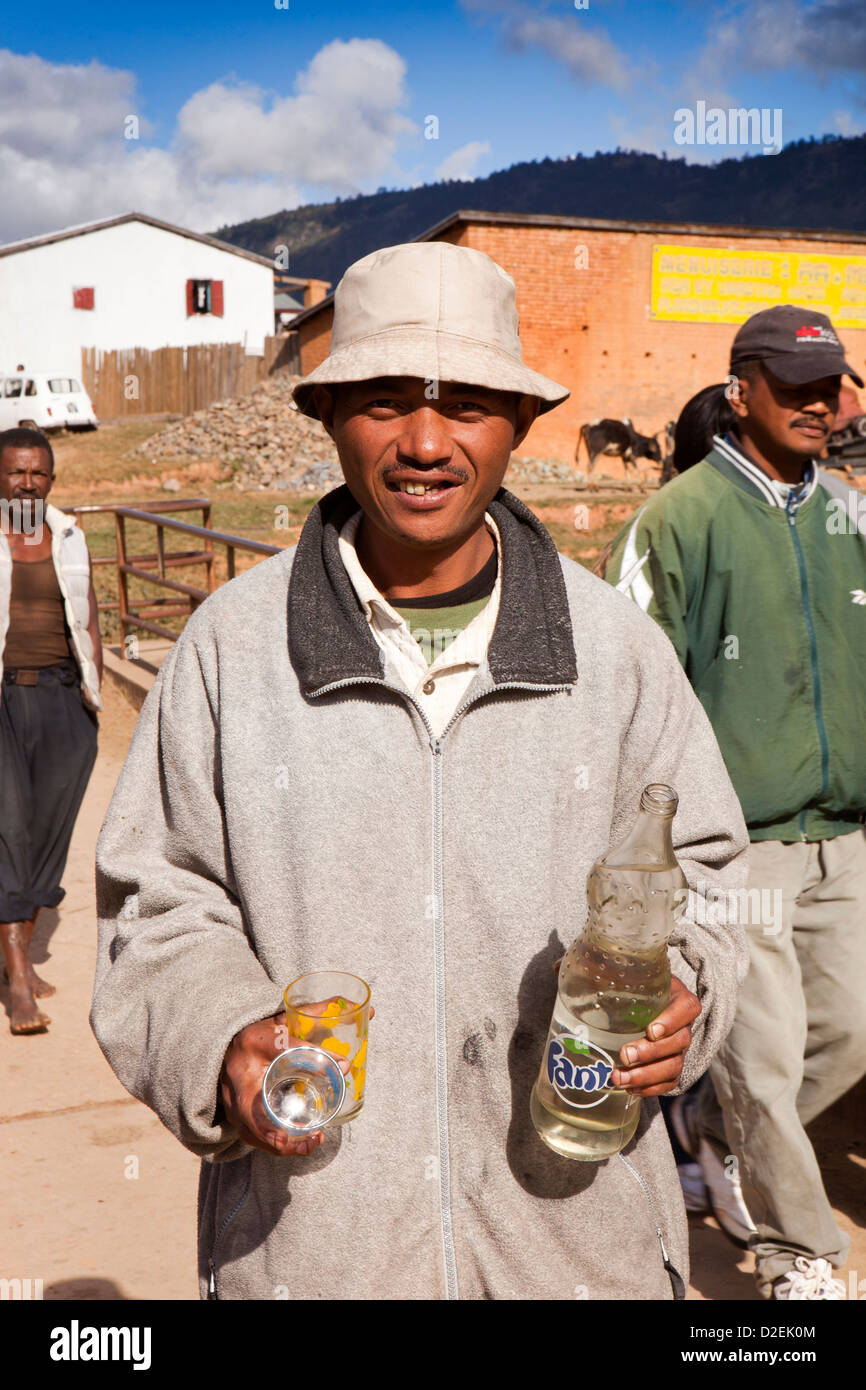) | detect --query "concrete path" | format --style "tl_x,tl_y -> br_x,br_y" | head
1,672 -> 863,1302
